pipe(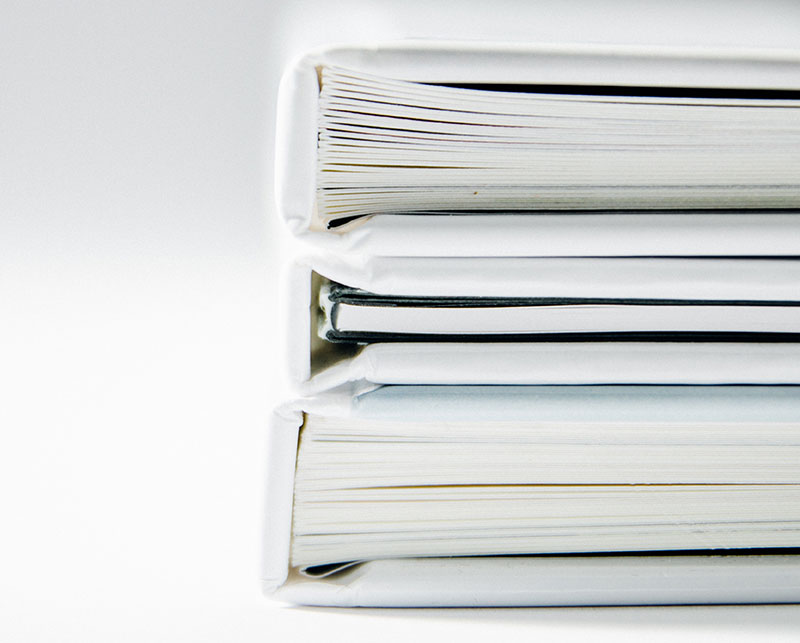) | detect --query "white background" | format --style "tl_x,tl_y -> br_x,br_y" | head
2,1 -> 800,640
